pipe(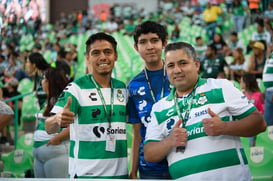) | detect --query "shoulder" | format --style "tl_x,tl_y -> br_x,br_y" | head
204,78 -> 234,89
127,71 -> 145,88
112,78 -> 126,88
